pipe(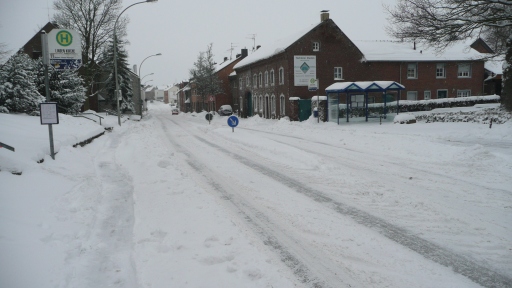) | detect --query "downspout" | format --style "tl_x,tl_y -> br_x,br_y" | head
398,63 -> 402,115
